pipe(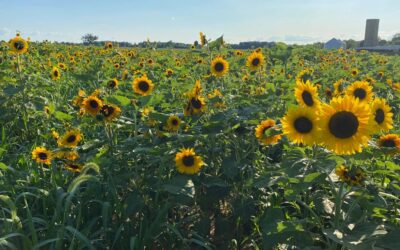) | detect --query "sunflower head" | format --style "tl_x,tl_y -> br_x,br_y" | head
100,104 -> 121,122
105,42 -> 113,49
345,81 -> 373,103
9,35 -> 29,54
378,134 -> 400,155
108,78 -> 119,89
184,94 -> 206,116
246,51 -> 265,71
132,75 -> 154,96
318,96 -> 372,155
32,146 -> 52,165
295,80 -> 320,109
370,98 -> 393,133
58,130 -> 82,148
211,56 -> 229,77
296,69 -> 313,84
351,68 -> 359,77
335,165 -> 365,186
255,119 -> 281,145
81,95 -> 103,116
199,32 -> 206,47
64,162 -> 83,173
175,148 -> 204,174
165,69 -> 173,77
282,106 -> 319,146
166,115 -> 181,131
51,67 -> 61,80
